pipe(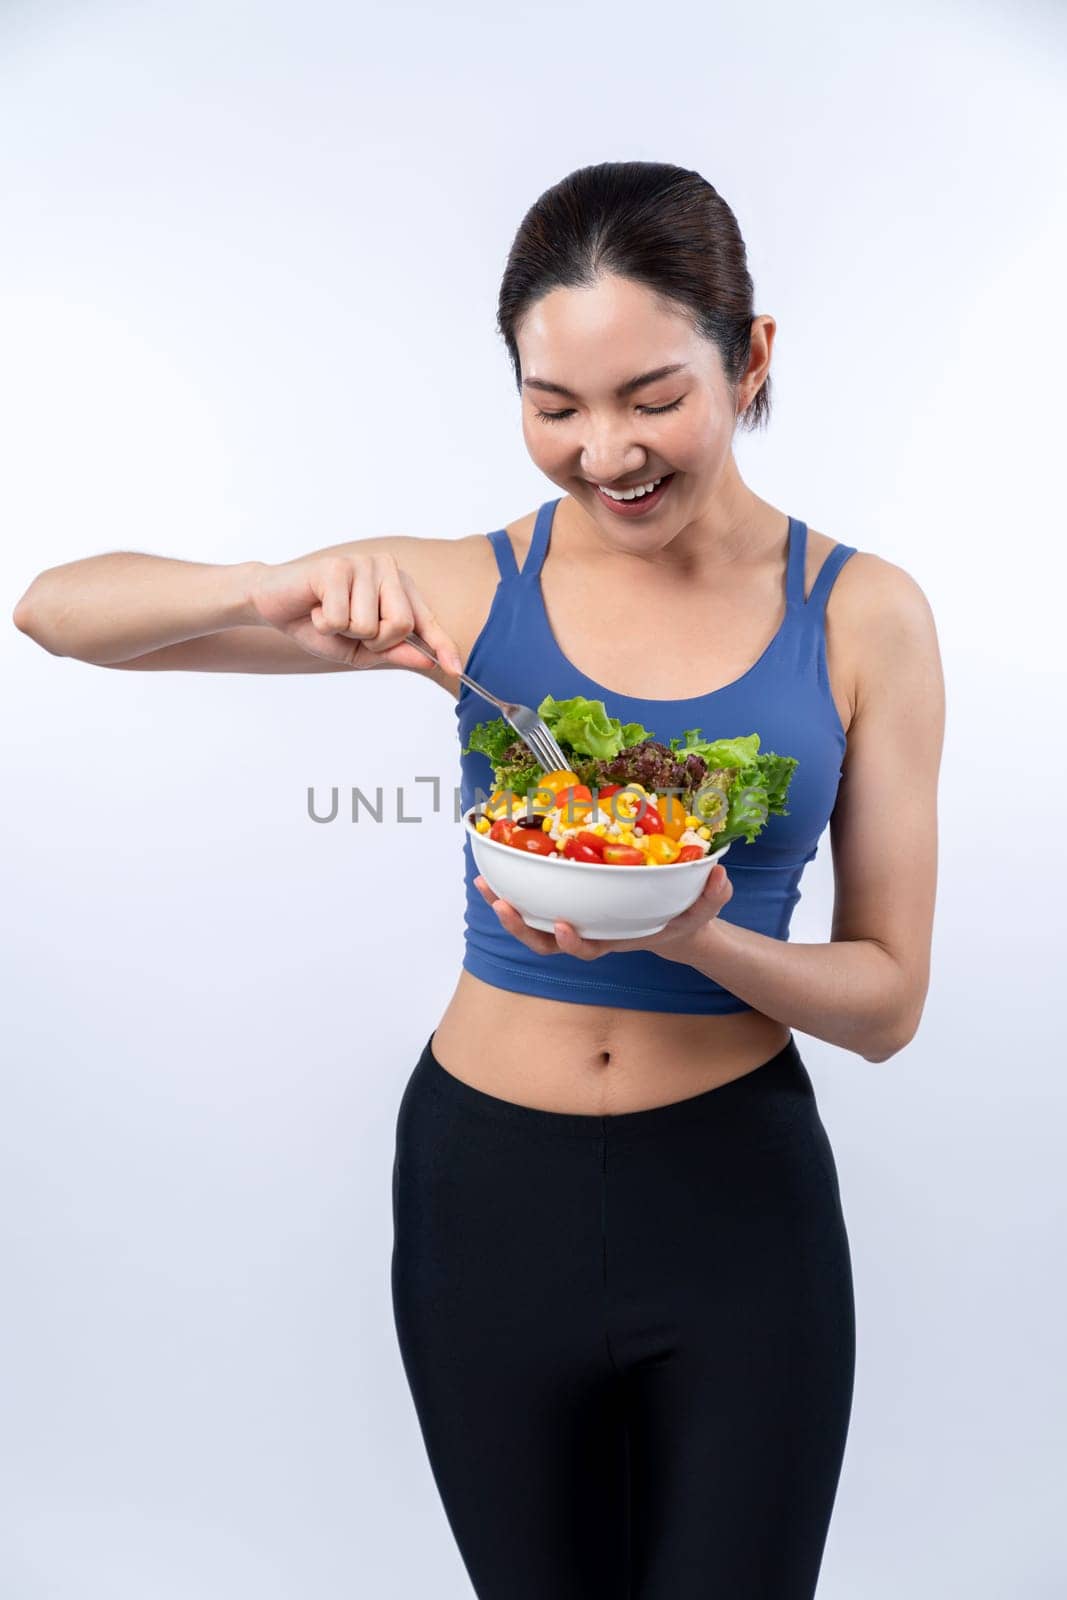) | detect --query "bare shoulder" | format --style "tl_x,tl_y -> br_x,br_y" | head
806,529 -> 942,731
832,545 -> 942,723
